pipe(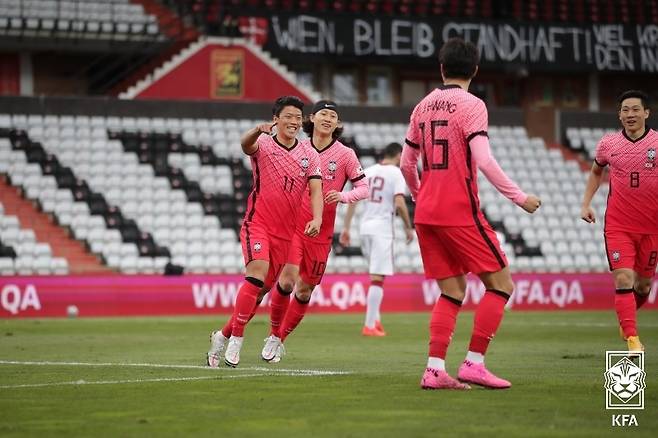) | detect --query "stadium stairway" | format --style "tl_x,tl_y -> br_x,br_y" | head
0,176 -> 111,274
111,0 -> 200,96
